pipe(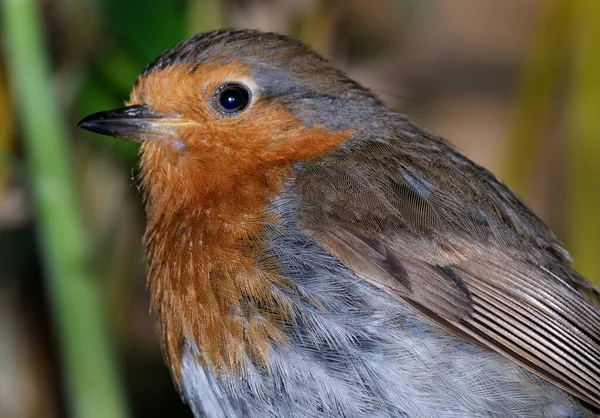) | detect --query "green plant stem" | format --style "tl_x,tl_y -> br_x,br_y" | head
567,0 -> 600,284
1,0 -> 129,417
